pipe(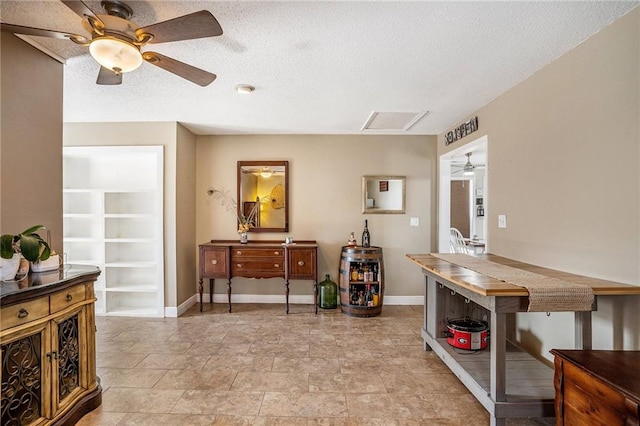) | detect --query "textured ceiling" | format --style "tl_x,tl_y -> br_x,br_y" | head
1,1 -> 637,135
